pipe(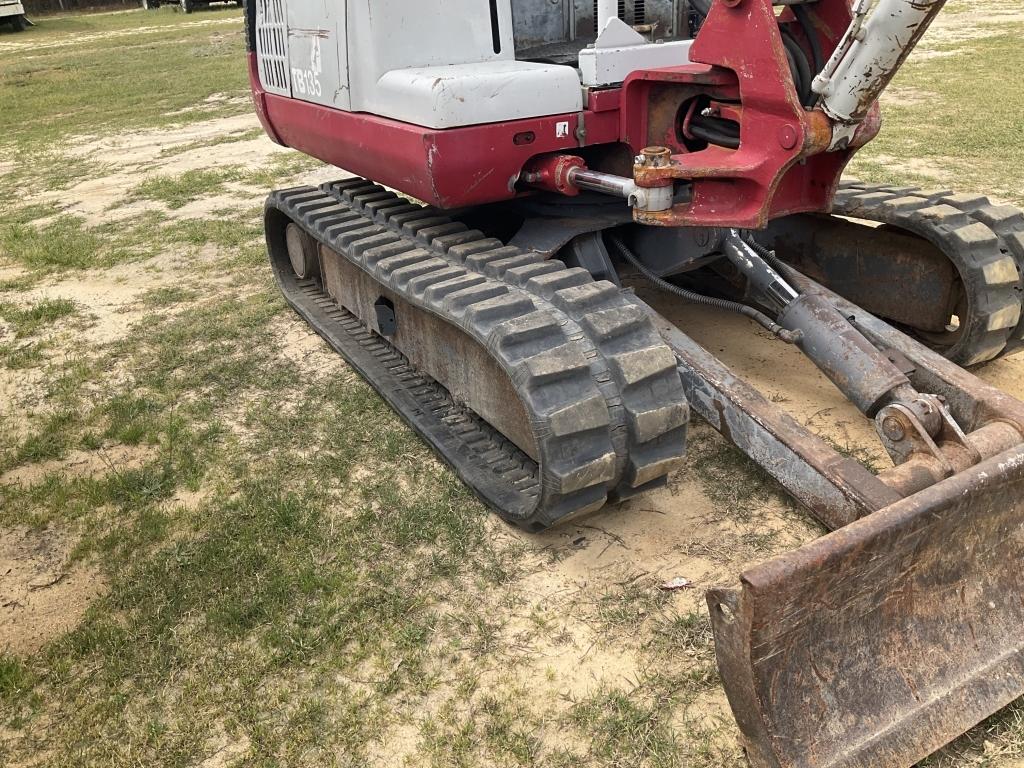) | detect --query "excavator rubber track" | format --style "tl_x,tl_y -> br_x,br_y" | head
264,179 -> 689,530
832,180 -> 1024,365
